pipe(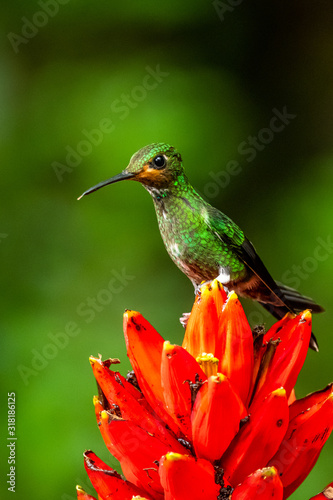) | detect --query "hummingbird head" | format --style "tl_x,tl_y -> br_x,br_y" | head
126,143 -> 184,188
78,143 -> 184,199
